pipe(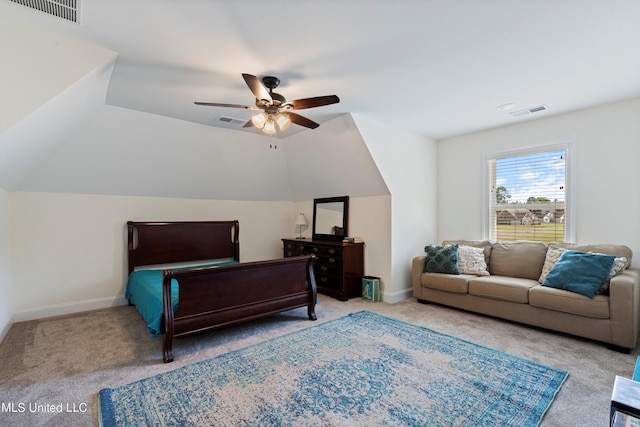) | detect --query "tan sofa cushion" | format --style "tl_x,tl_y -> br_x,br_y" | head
468,276 -> 538,303
489,241 -> 547,280
529,285 -> 610,319
422,273 -> 473,294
